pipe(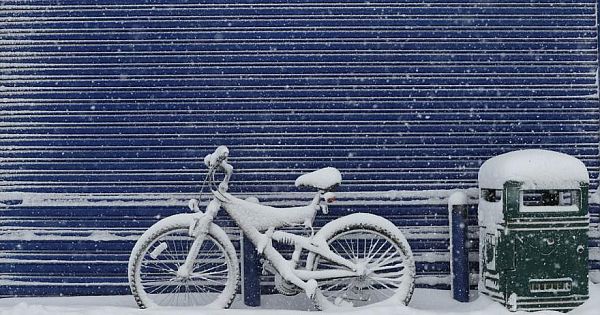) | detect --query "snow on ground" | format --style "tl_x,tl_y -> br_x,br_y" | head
0,284 -> 599,315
